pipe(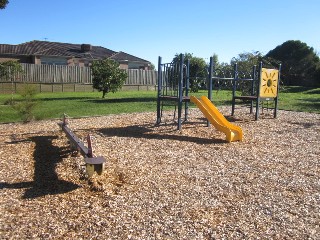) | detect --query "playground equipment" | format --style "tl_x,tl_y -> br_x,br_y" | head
156,54 -> 190,130
156,54 -> 280,142
190,96 -> 243,142
58,115 -> 106,178
208,57 -> 281,120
